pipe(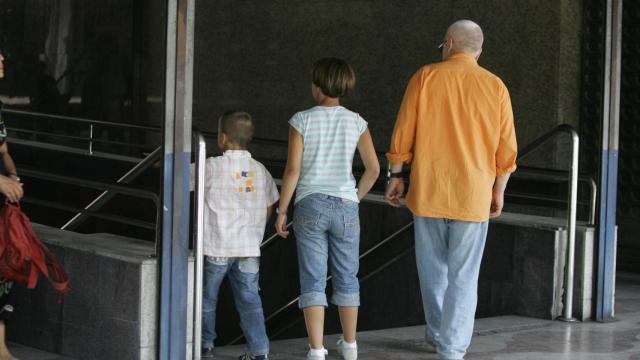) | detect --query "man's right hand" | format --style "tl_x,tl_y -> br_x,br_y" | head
0,176 -> 23,202
490,189 -> 504,218
384,177 -> 405,208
